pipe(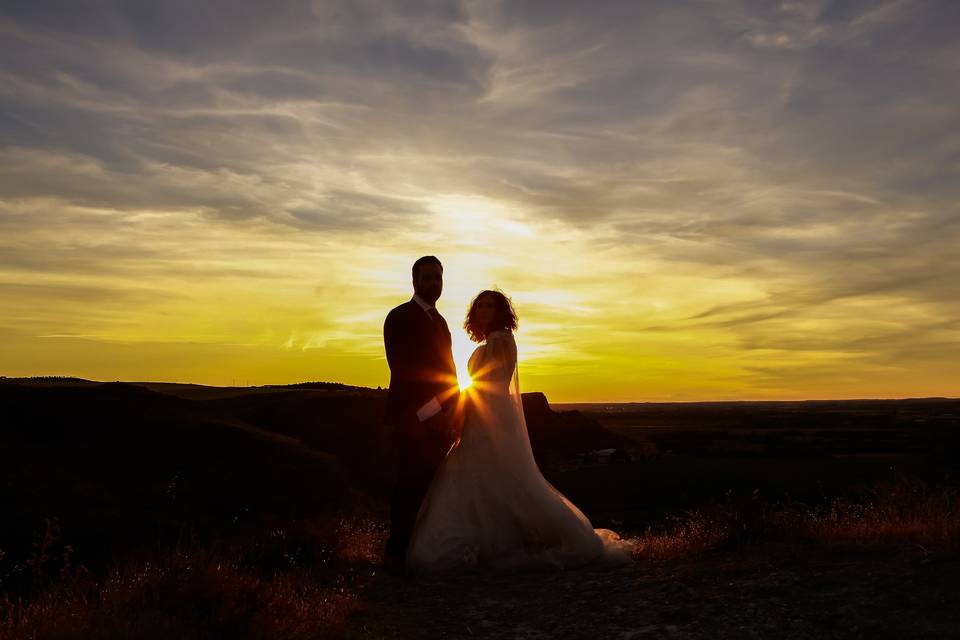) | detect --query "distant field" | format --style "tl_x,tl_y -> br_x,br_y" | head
551,398 -> 960,461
